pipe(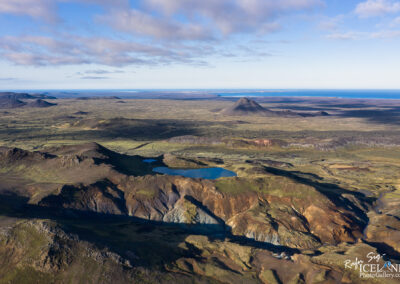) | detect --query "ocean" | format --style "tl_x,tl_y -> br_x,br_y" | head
9,89 -> 400,100
215,90 -> 400,100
